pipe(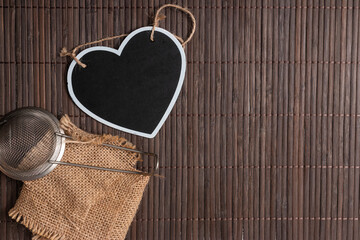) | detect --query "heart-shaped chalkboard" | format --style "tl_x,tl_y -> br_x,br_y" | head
67,27 -> 186,138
